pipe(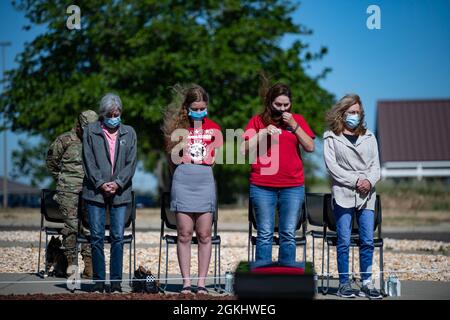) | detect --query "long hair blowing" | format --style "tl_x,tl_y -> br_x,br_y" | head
325,93 -> 366,136
162,84 -> 209,153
